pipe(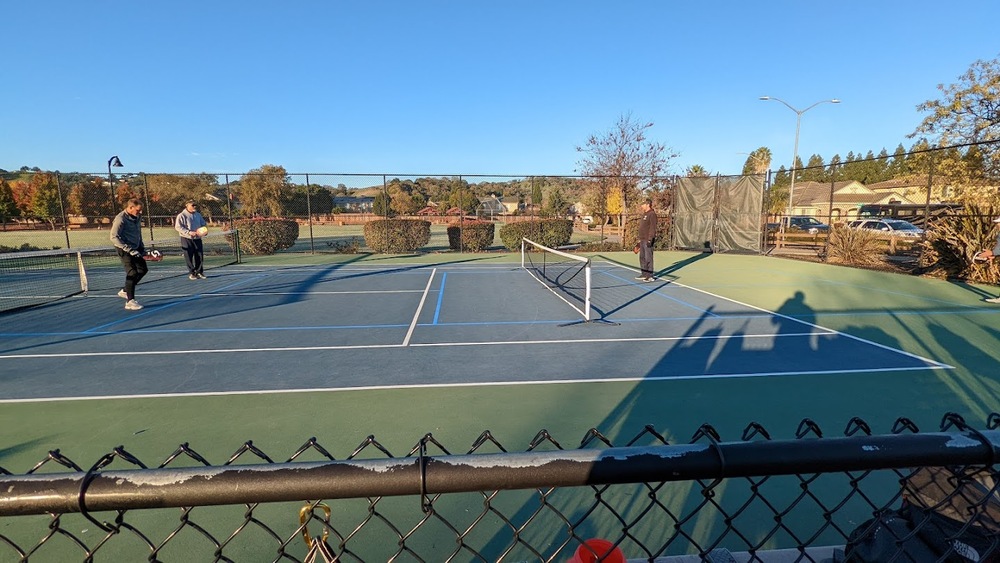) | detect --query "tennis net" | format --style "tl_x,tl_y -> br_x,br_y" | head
520,237 -> 591,322
0,230 -> 240,313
